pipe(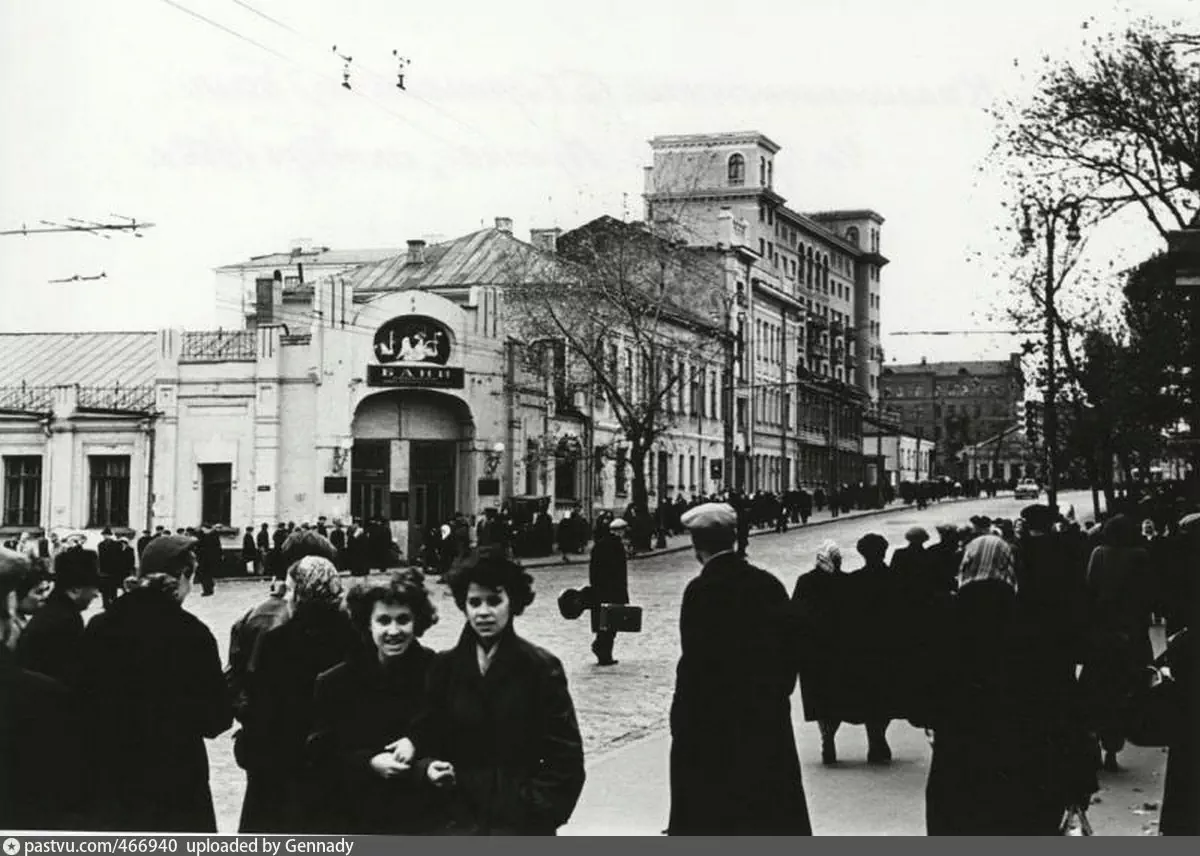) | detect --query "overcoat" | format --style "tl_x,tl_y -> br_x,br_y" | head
792,561 -> 902,724
915,580 -> 1096,835
307,644 -> 437,834
78,587 -> 232,832
0,648 -> 87,830
669,552 -> 810,835
238,601 -> 361,833
409,624 -> 585,835
15,588 -> 86,689
587,532 -> 628,605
